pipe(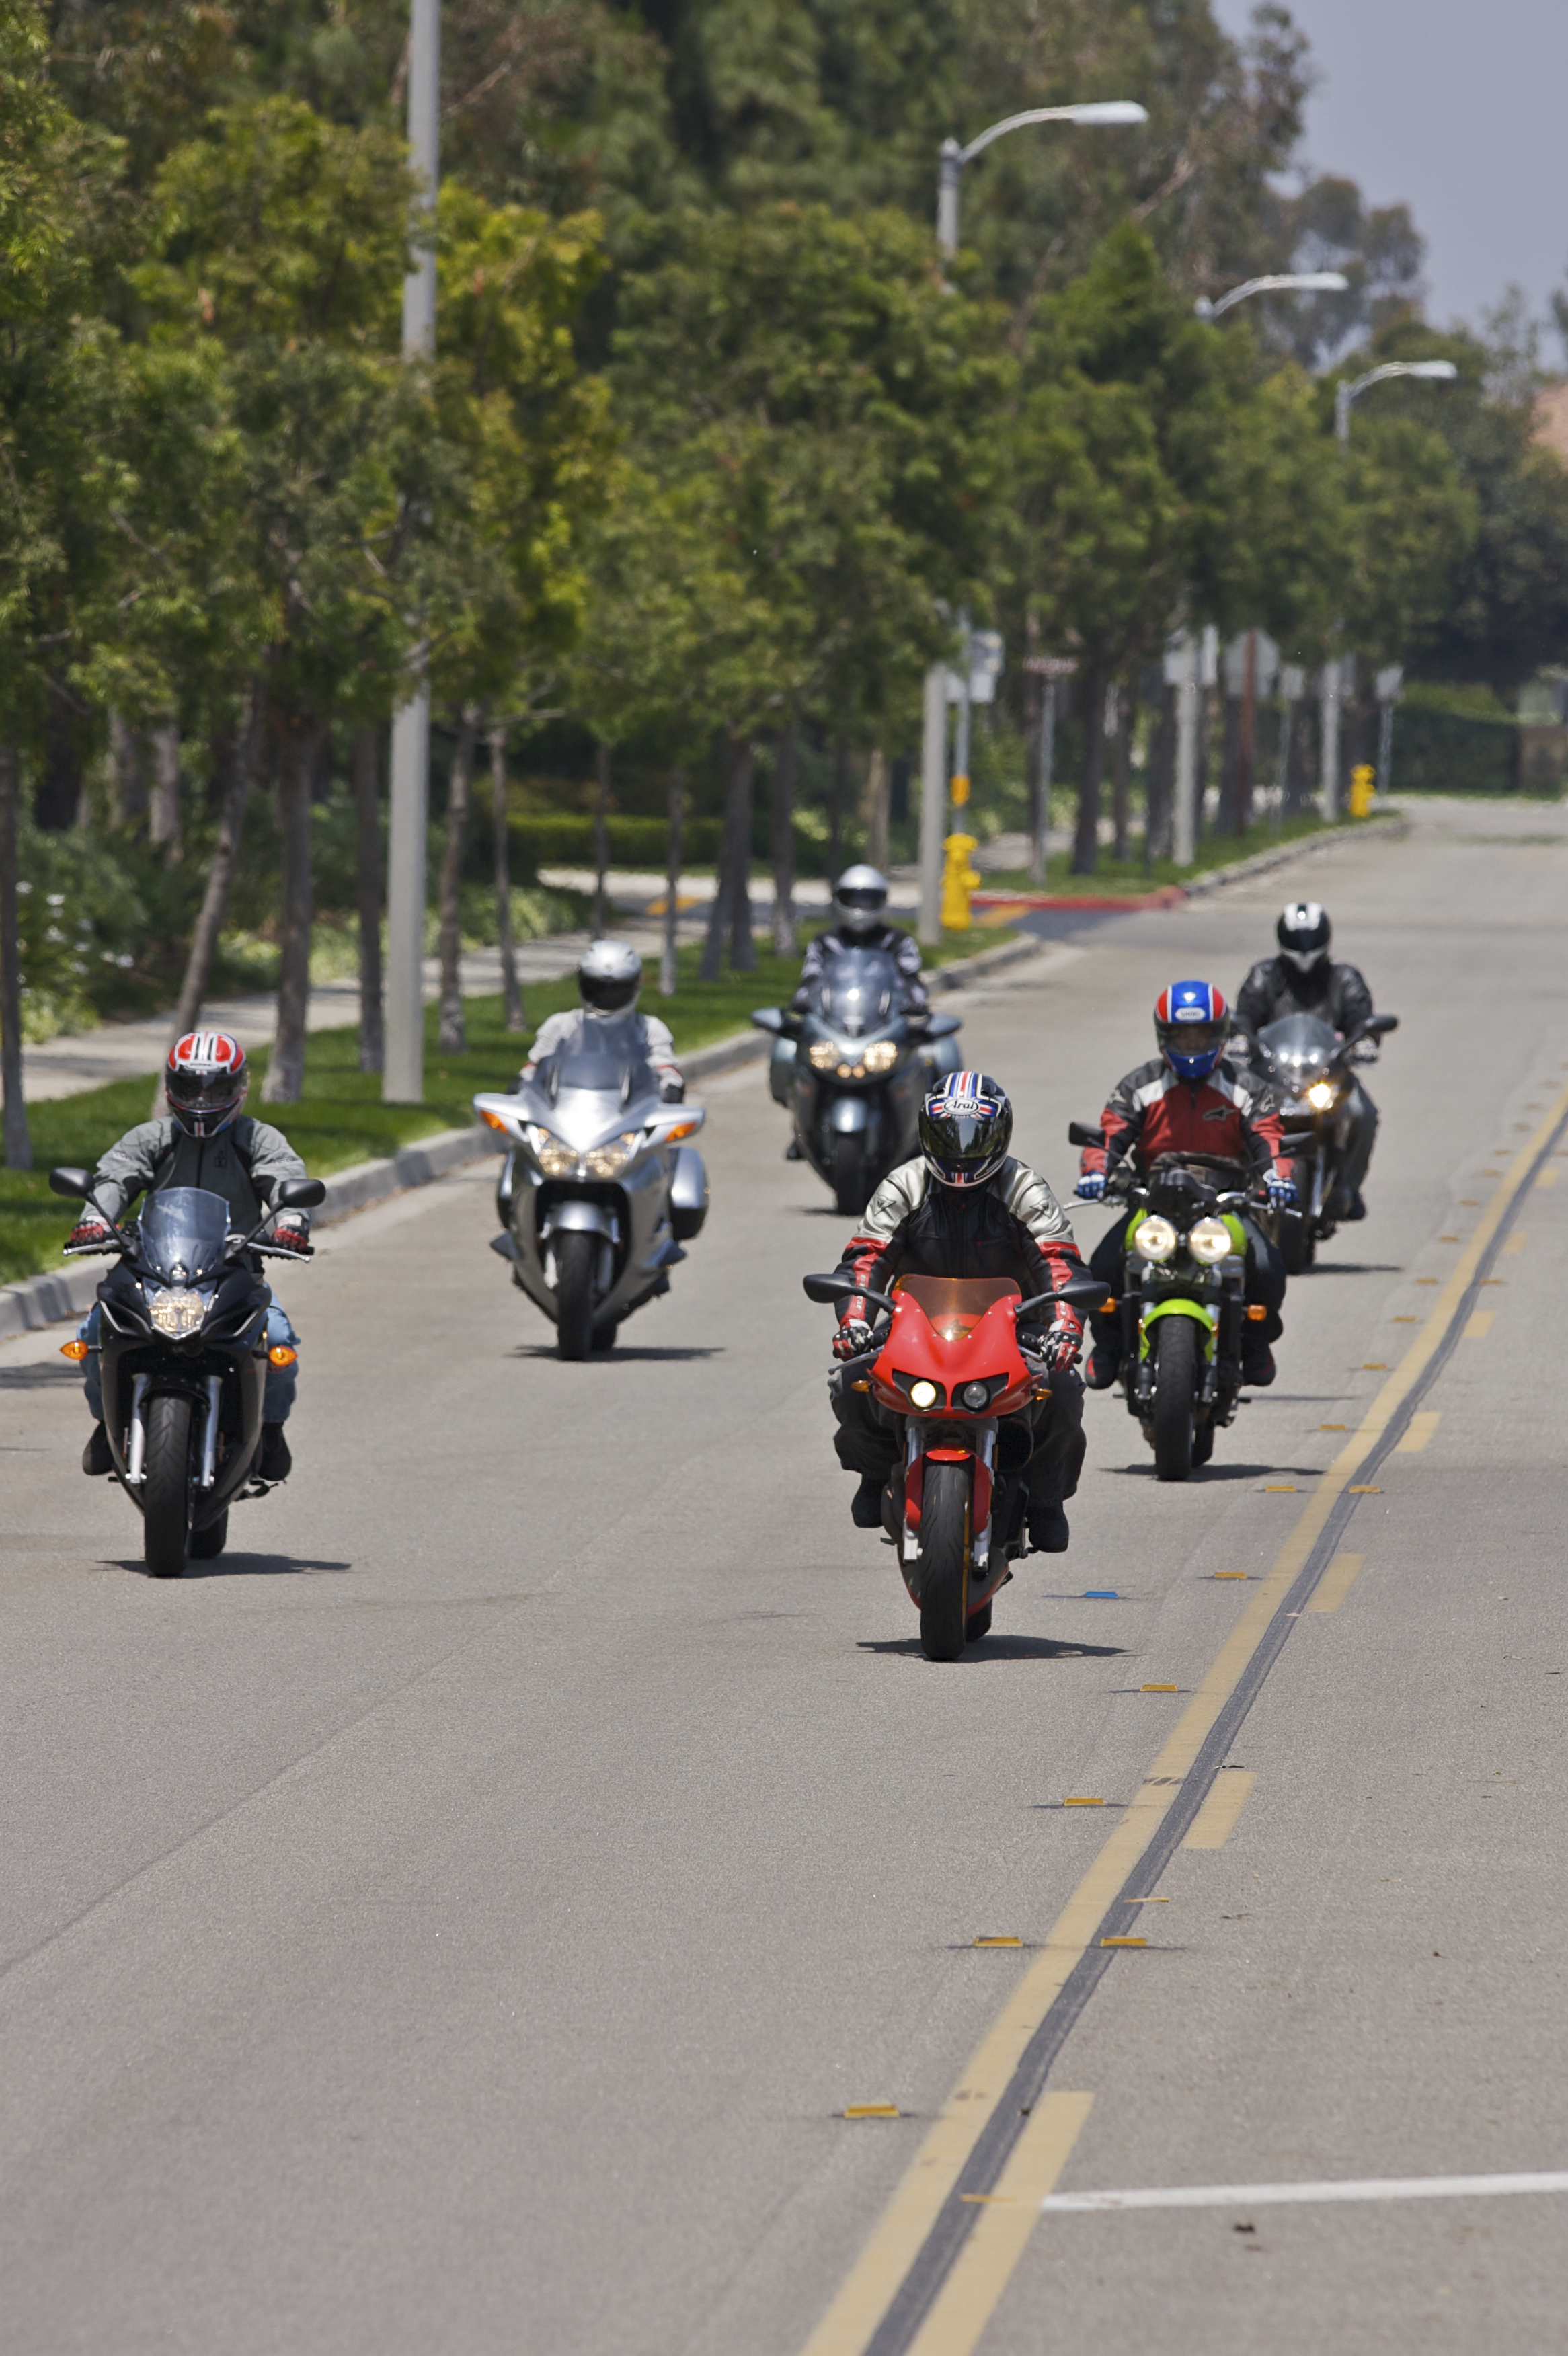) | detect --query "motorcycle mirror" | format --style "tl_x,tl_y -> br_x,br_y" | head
750,1008 -> 785,1034
275,1177 -> 326,1210
925,1013 -> 962,1039
1366,1013 -> 1398,1037
801,1271 -> 898,1317
1015,1275 -> 1116,1320
48,1166 -> 95,1198
1066,1122 -> 1105,1150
